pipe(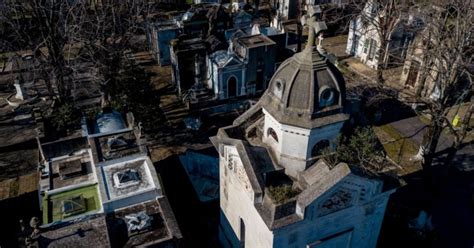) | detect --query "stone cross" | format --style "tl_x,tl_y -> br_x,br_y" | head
318,33 -> 324,47
304,7 -> 327,51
